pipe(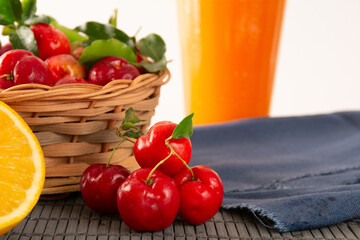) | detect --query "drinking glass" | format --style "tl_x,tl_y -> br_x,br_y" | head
177,0 -> 286,124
